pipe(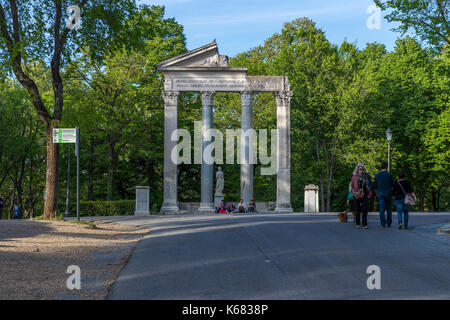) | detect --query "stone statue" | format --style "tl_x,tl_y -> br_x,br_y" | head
215,166 -> 224,195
